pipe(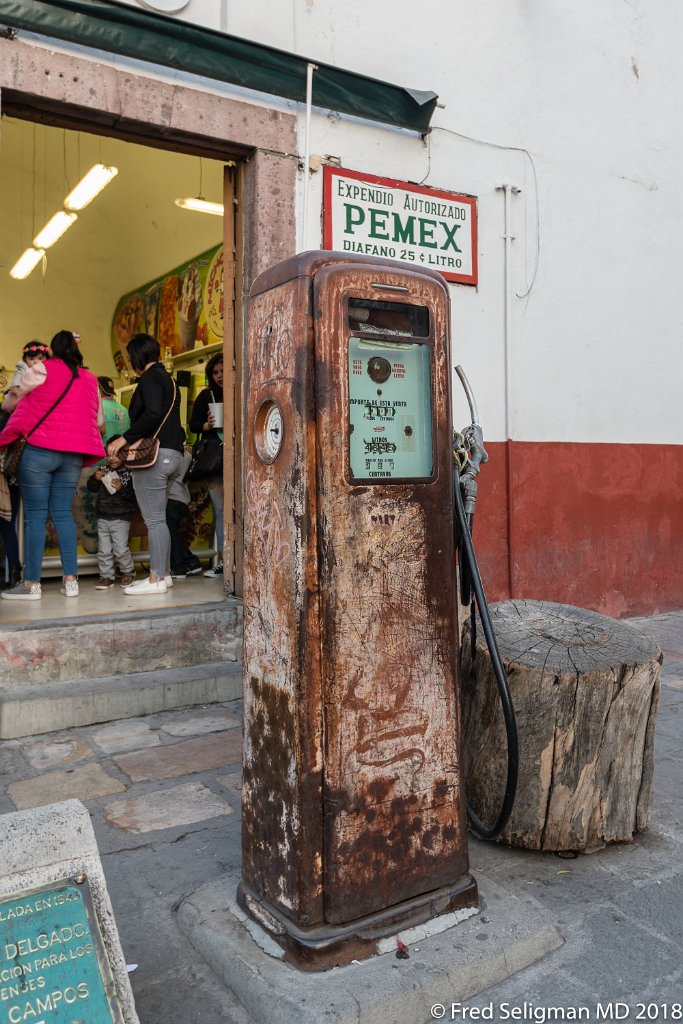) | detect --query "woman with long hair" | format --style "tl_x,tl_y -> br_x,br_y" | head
107,333 -> 185,595
188,352 -> 224,578
0,330 -> 104,601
